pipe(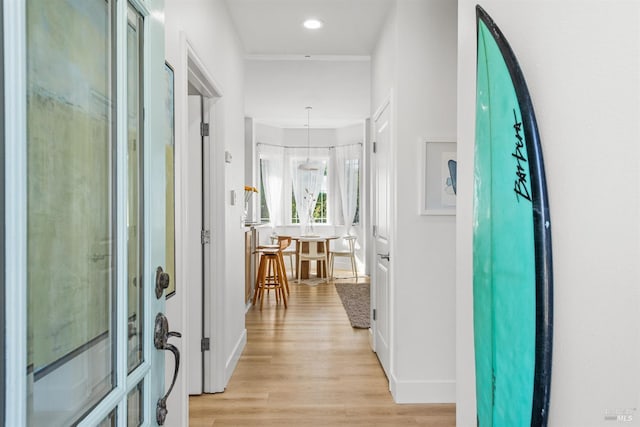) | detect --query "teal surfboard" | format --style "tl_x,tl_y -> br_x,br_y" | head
474,5 -> 553,427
